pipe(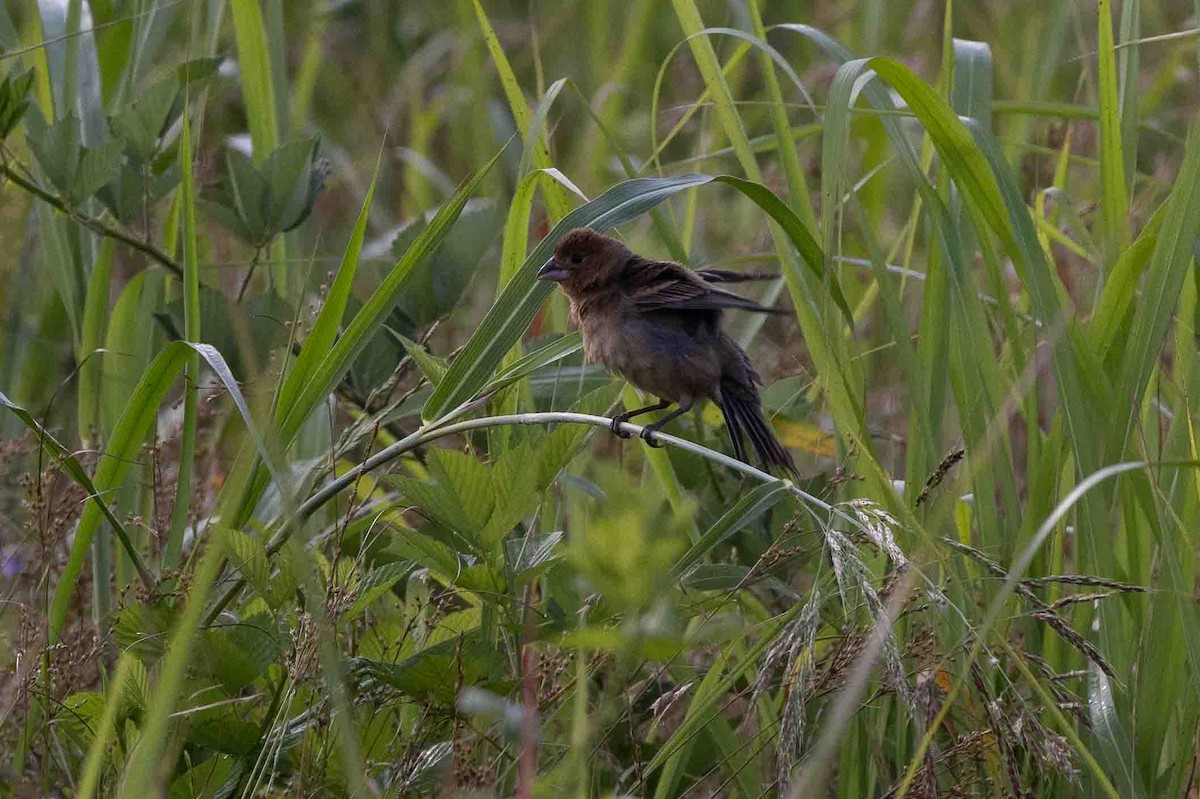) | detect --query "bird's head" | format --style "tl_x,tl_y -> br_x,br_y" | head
536,227 -> 631,296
